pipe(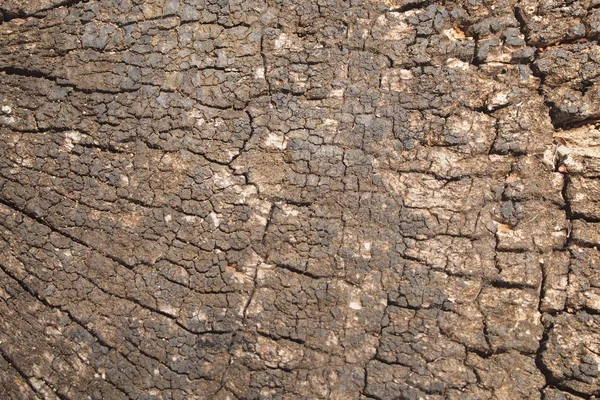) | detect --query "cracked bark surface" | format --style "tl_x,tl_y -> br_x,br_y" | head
0,0 -> 599,399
